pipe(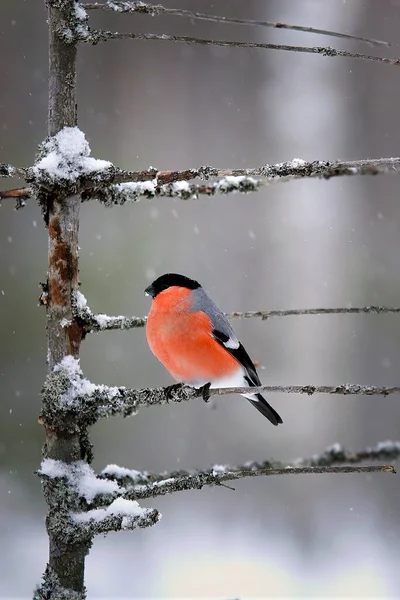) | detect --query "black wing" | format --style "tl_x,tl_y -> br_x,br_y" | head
212,329 -> 261,386
212,328 -> 283,426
